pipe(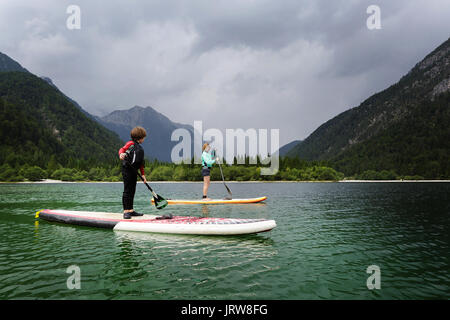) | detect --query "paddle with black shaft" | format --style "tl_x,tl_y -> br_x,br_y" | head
214,148 -> 232,200
136,169 -> 168,210
125,156 -> 168,210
